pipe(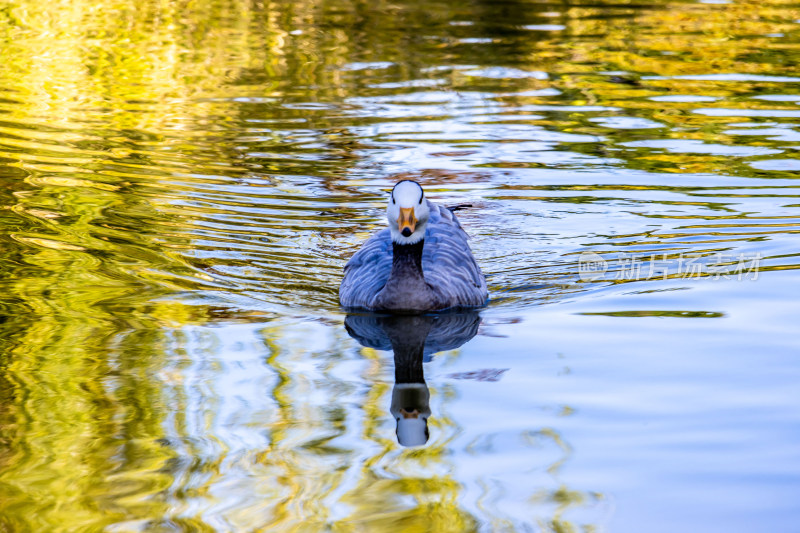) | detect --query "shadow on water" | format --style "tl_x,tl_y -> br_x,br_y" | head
344,311 -> 480,446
